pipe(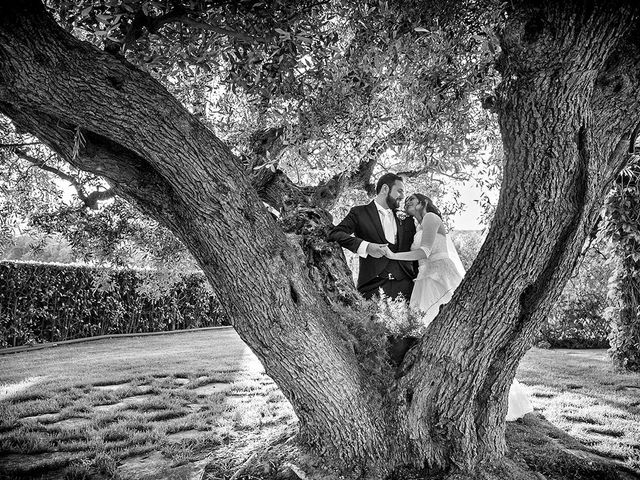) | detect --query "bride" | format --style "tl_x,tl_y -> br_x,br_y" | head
382,193 -> 533,421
